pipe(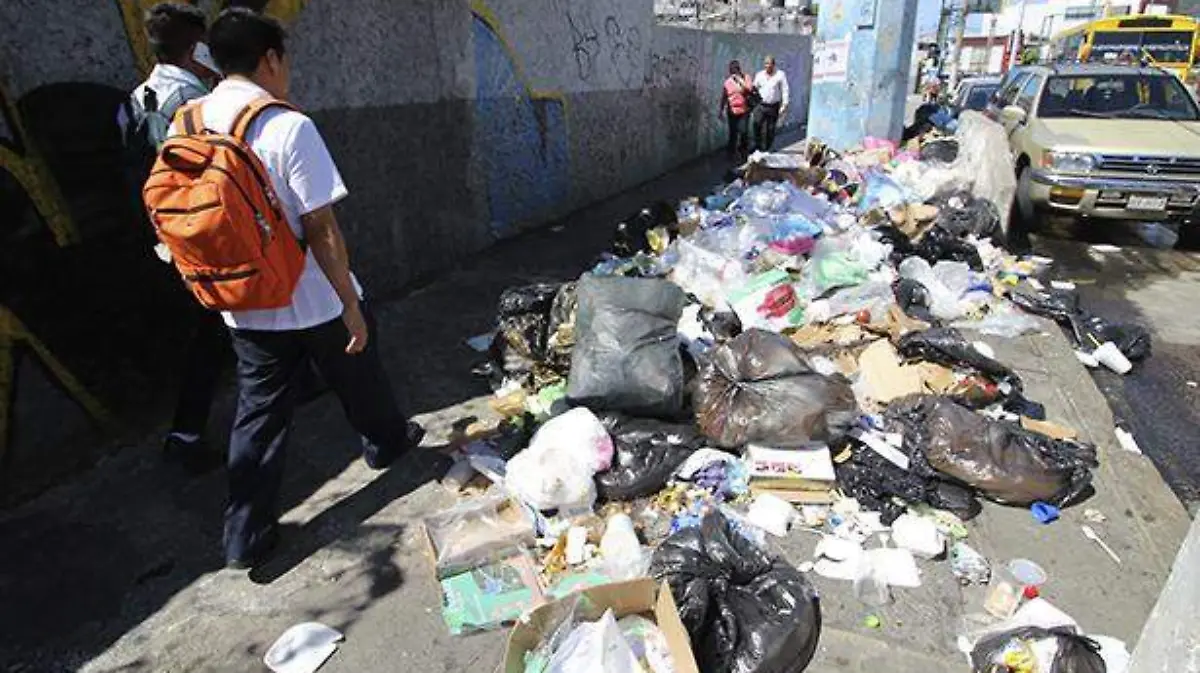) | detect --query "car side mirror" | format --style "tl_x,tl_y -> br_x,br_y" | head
1001,105 -> 1027,126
